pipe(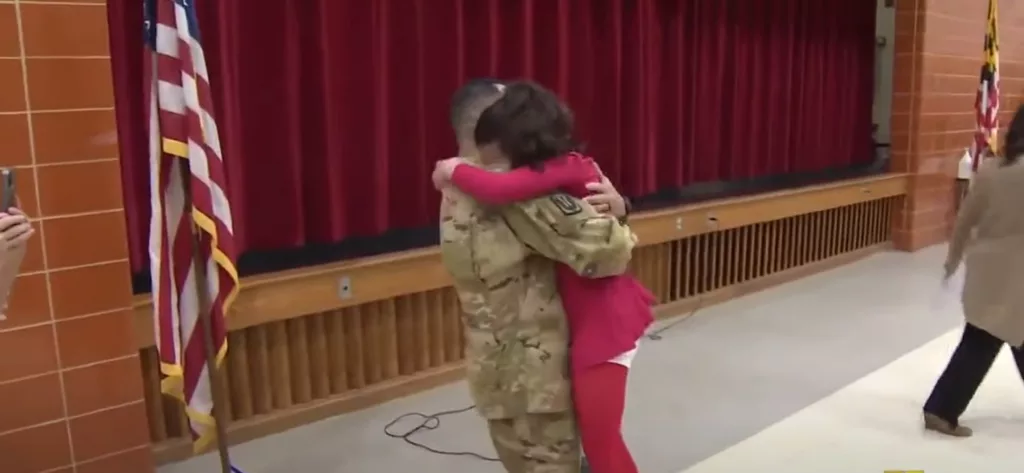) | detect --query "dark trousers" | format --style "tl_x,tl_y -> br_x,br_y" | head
924,323 -> 1024,425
